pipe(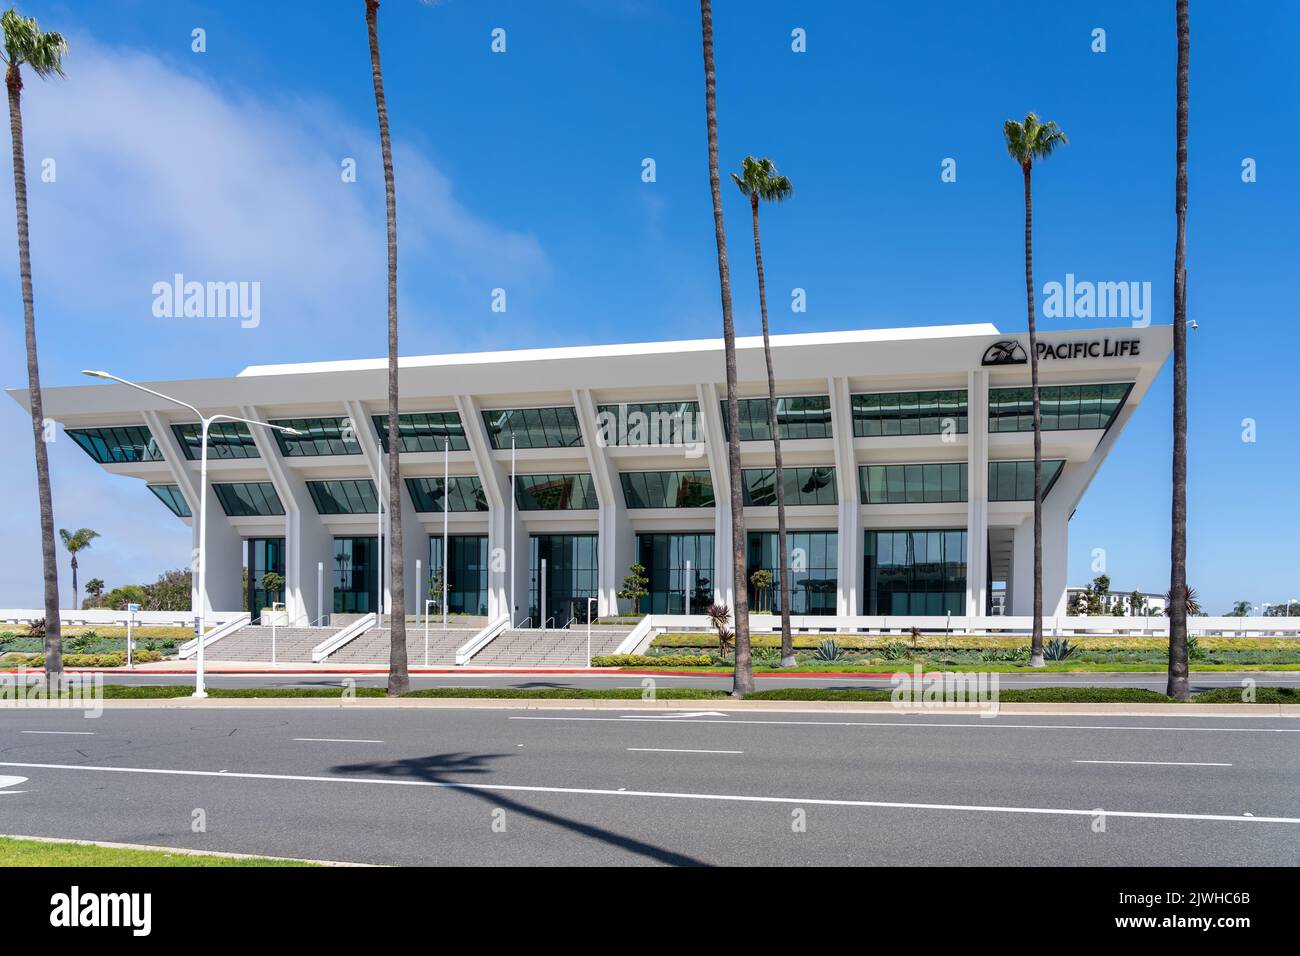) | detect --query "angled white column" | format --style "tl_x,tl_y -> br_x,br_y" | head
828,376 -> 860,614
696,382 -> 734,608
240,403 -> 333,625
965,370 -> 989,615
455,394 -> 509,620
572,388 -> 630,617
144,410 -> 242,617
